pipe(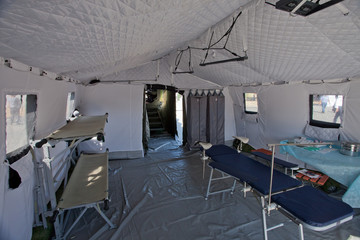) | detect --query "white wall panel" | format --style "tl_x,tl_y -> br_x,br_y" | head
0,65 -> 78,240
229,81 -> 360,151
78,84 -> 144,156
223,88 -> 236,142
